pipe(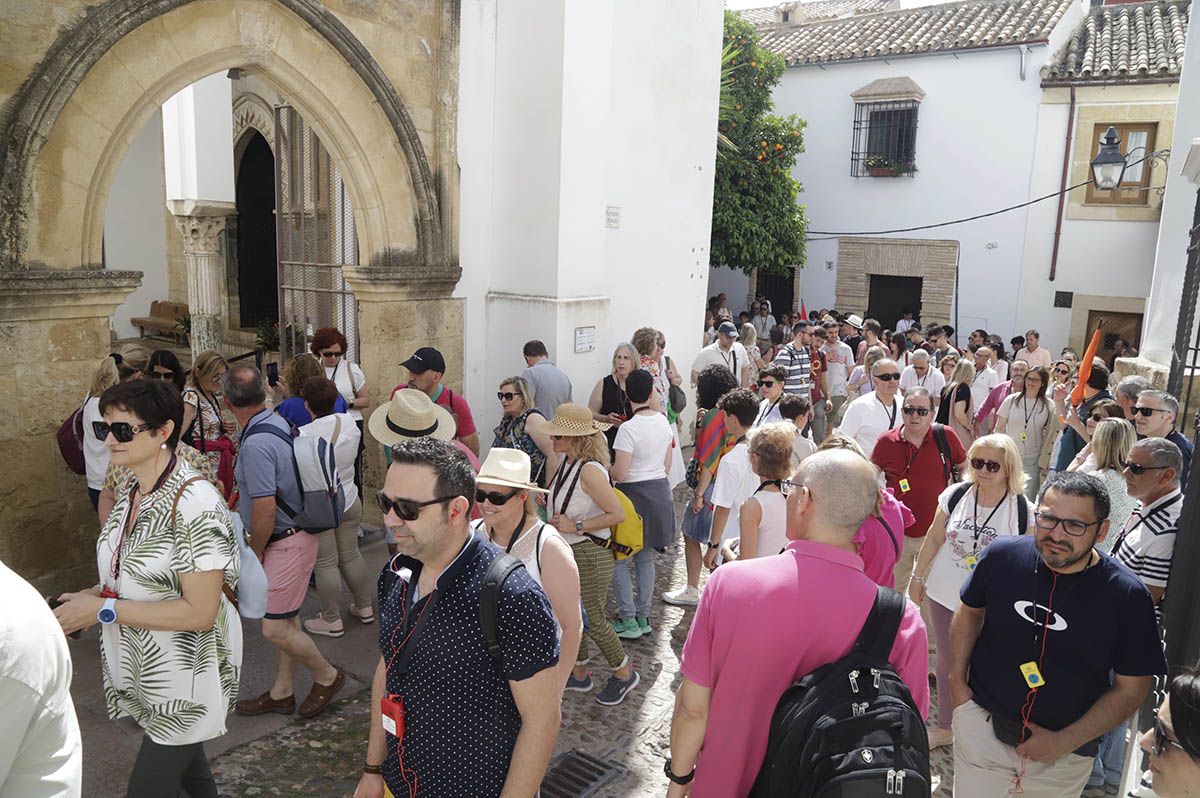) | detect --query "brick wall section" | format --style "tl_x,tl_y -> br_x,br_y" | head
836,237 -> 958,323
